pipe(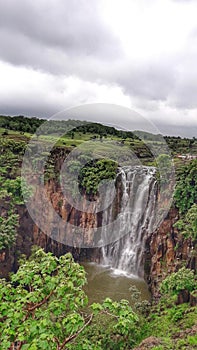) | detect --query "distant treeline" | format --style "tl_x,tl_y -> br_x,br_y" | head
0,115 -> 196,154
0,115 -> 137,139
0,115 -> 43,133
